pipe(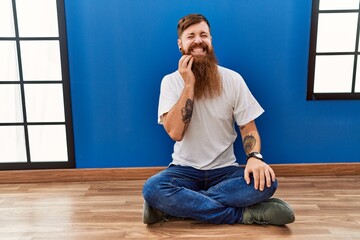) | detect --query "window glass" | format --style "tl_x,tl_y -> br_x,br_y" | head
0,126 -> 27,163
319,0 -> 360,10
20,40 -> 62,81
0,0 -> 15,37
28,125 -> 68,162
314,55 -> 354,93
0,41 -> 19,81
0,84 -> 23,123
16,0 -> 59,37
355,60 -> 360,92
316,13 -> 358,53
24,84 -> 65,122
